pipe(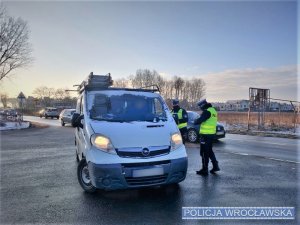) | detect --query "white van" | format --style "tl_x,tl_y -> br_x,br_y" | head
72,73 -> 187,193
